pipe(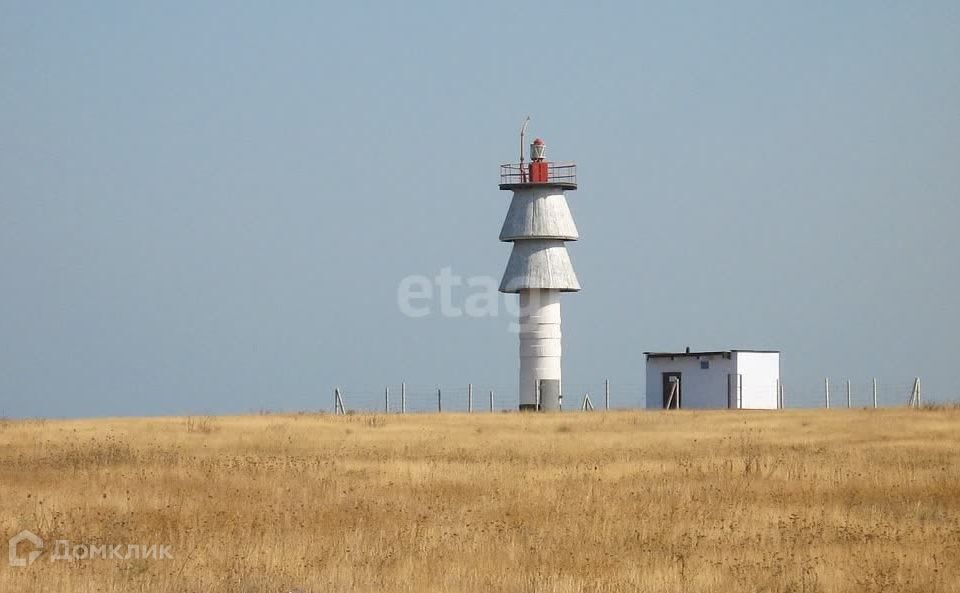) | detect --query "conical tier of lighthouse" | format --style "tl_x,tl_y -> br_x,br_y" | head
498,136 -> 580,411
